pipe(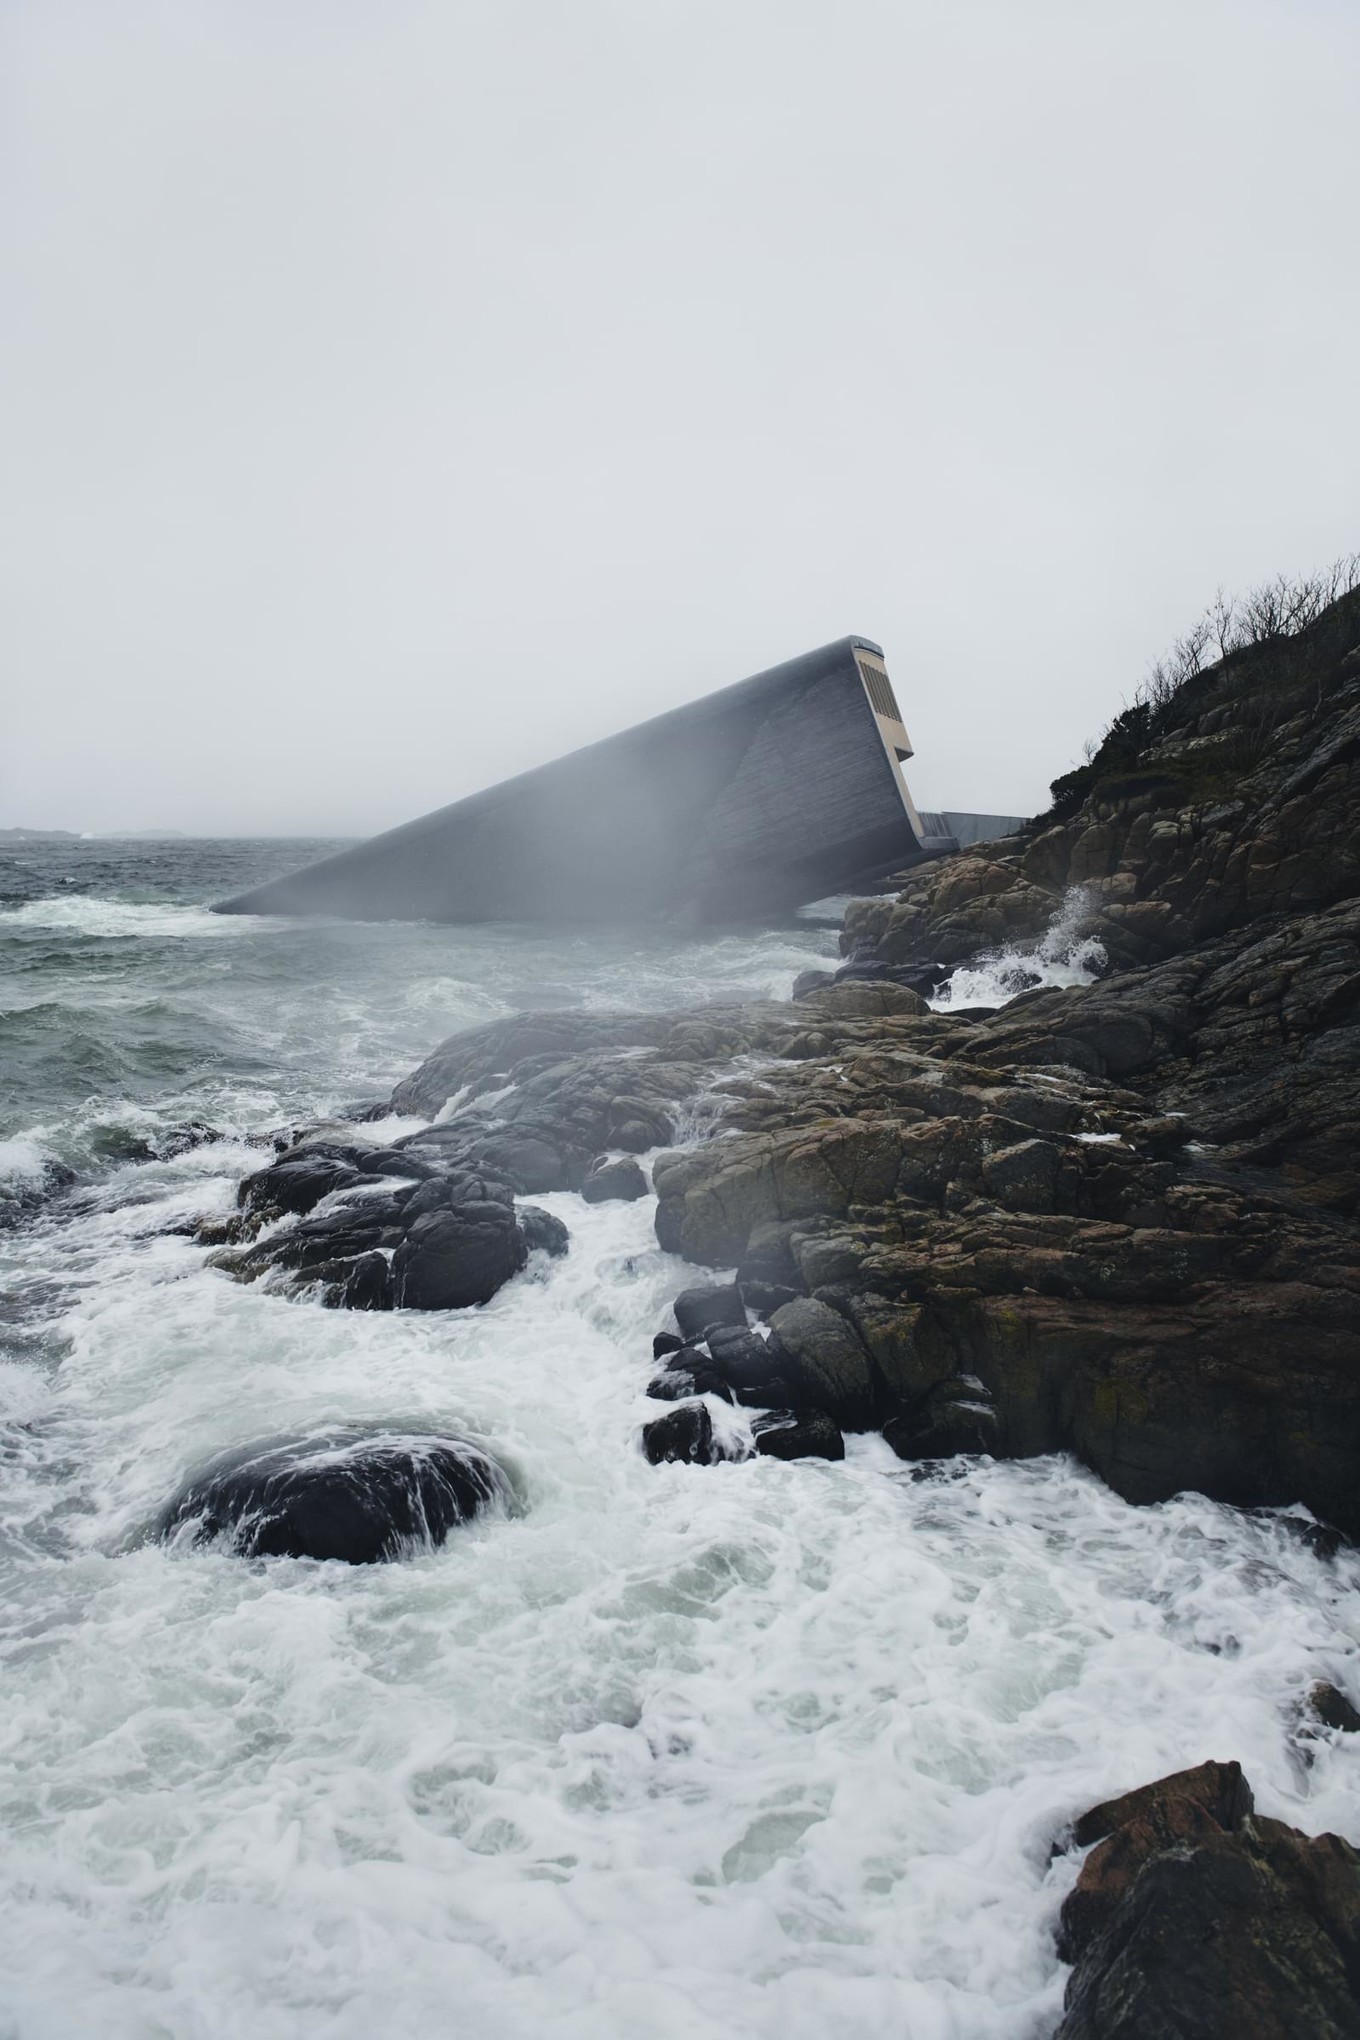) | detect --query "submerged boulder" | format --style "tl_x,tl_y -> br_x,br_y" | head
156,1431 -> 510,1563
